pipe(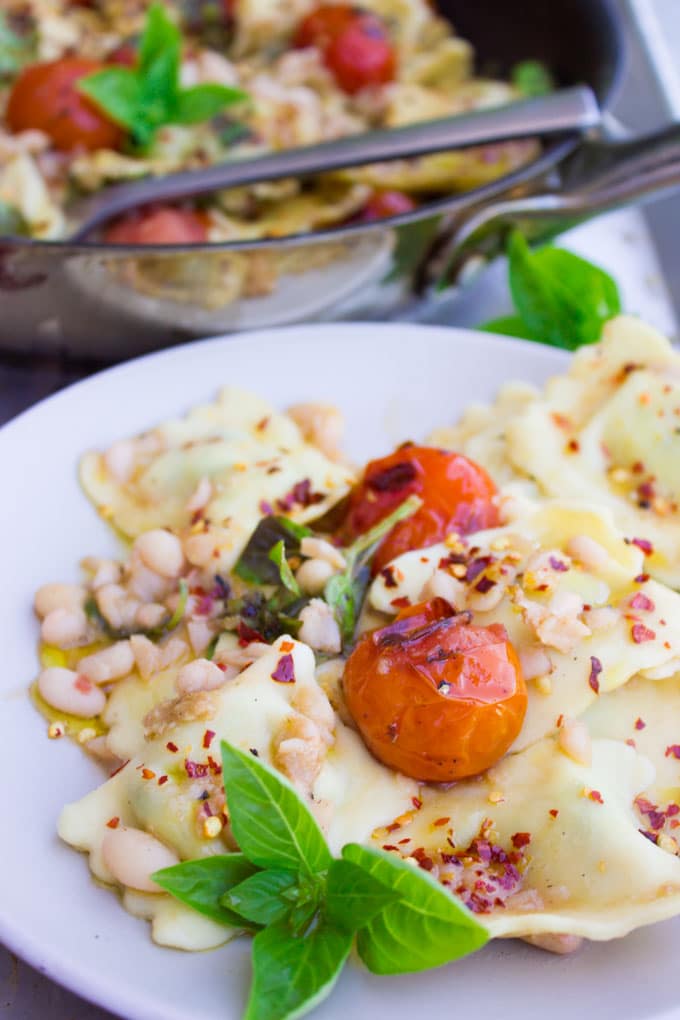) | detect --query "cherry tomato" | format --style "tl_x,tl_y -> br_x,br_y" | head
341,445 -> 499,574
108,42 -> 138,67
294,4 -> 395,94
344,598 -> 527,781
103,207 -> 209,245
360,190 -> 416,221
5,58 -> 124,152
